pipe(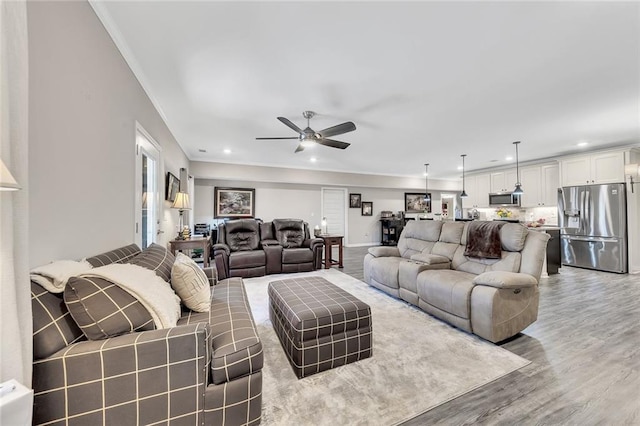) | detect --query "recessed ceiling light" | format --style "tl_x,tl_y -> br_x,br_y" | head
198,149 -> 207,153
223,148 -> 231,154
423,171 -> 428,176
505,156 -> 513,161
457,166 -> 463,171
310,157 -> 317,163
577,141 -> 588,147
